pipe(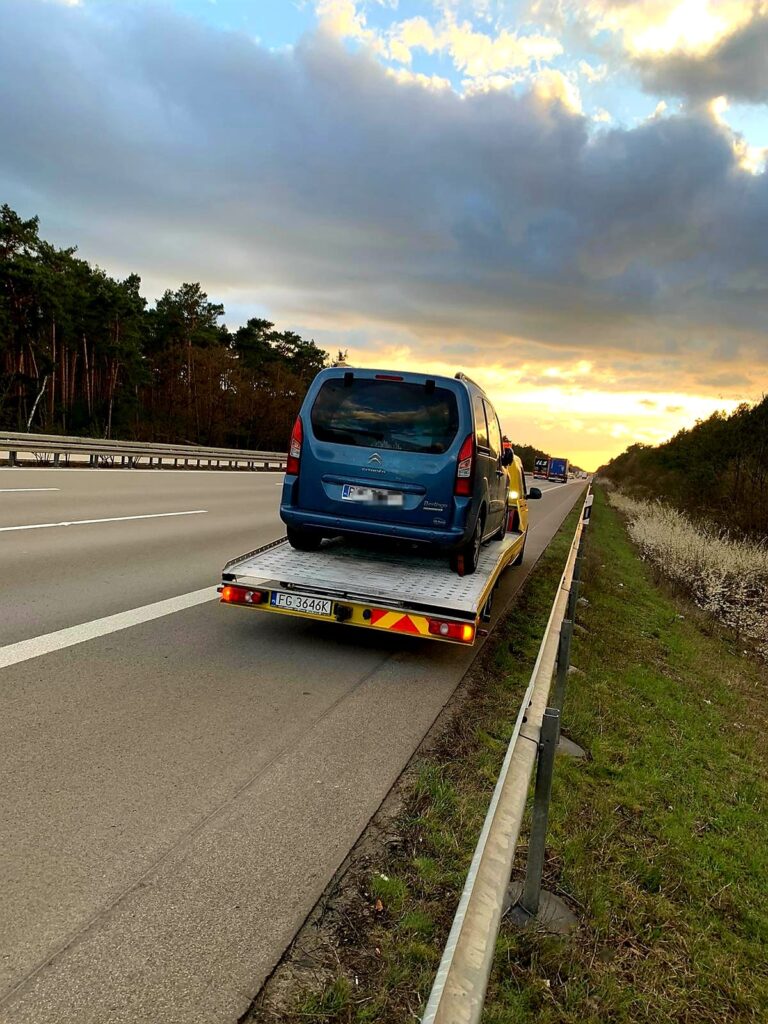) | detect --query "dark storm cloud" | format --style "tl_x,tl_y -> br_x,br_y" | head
0,0 -> 767,375
635,14 -> 768,104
